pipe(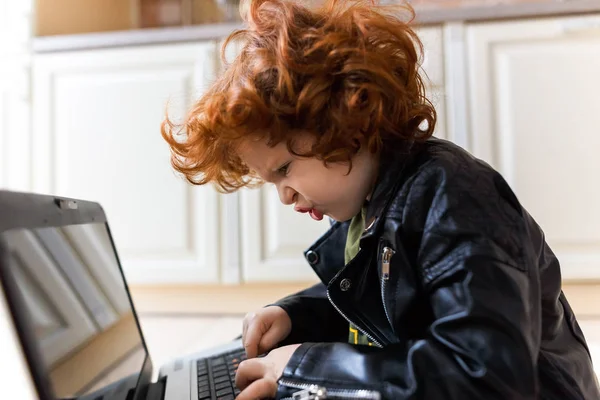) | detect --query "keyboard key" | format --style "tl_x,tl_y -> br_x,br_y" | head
198,372 -> 208,380
216,387 -> 233,397
214,375 -> 230,384
215,381 -> 231,391
197,383 -> 210,393
198,389 -> 211,399
214,371 -> 228,379
211,357 -> 225,366
217,395 -> 234,400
